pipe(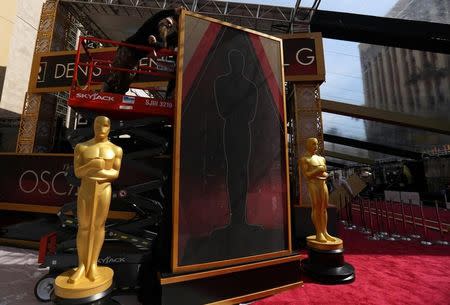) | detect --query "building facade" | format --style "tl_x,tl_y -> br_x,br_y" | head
359,0 -> 450,153
0,0 -> 44,151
